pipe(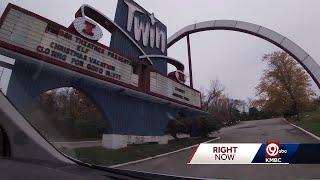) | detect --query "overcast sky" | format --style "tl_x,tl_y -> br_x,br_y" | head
1,0 -> 320,100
